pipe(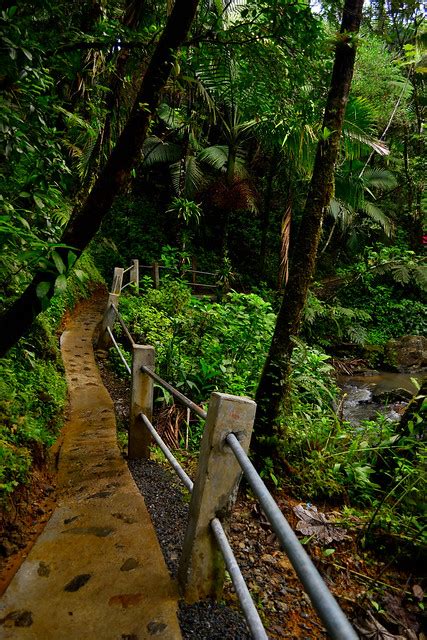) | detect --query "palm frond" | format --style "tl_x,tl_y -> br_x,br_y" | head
54,106 -> 98,137
198,145 -> 229,171
362,202 -> 393,237
78,137 -> 98,180
198,145 -> 247,177
142,136 -> 182,167
182,75 -> 217,122
342,96 -> 389,158
327,198 -> 355,230
362,168 -> 397,190
342,125 -> 389,158
170,156 -> 205,197
195,47 -> 236,109
157,103 -> 186,129
413,264 -> 427,291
